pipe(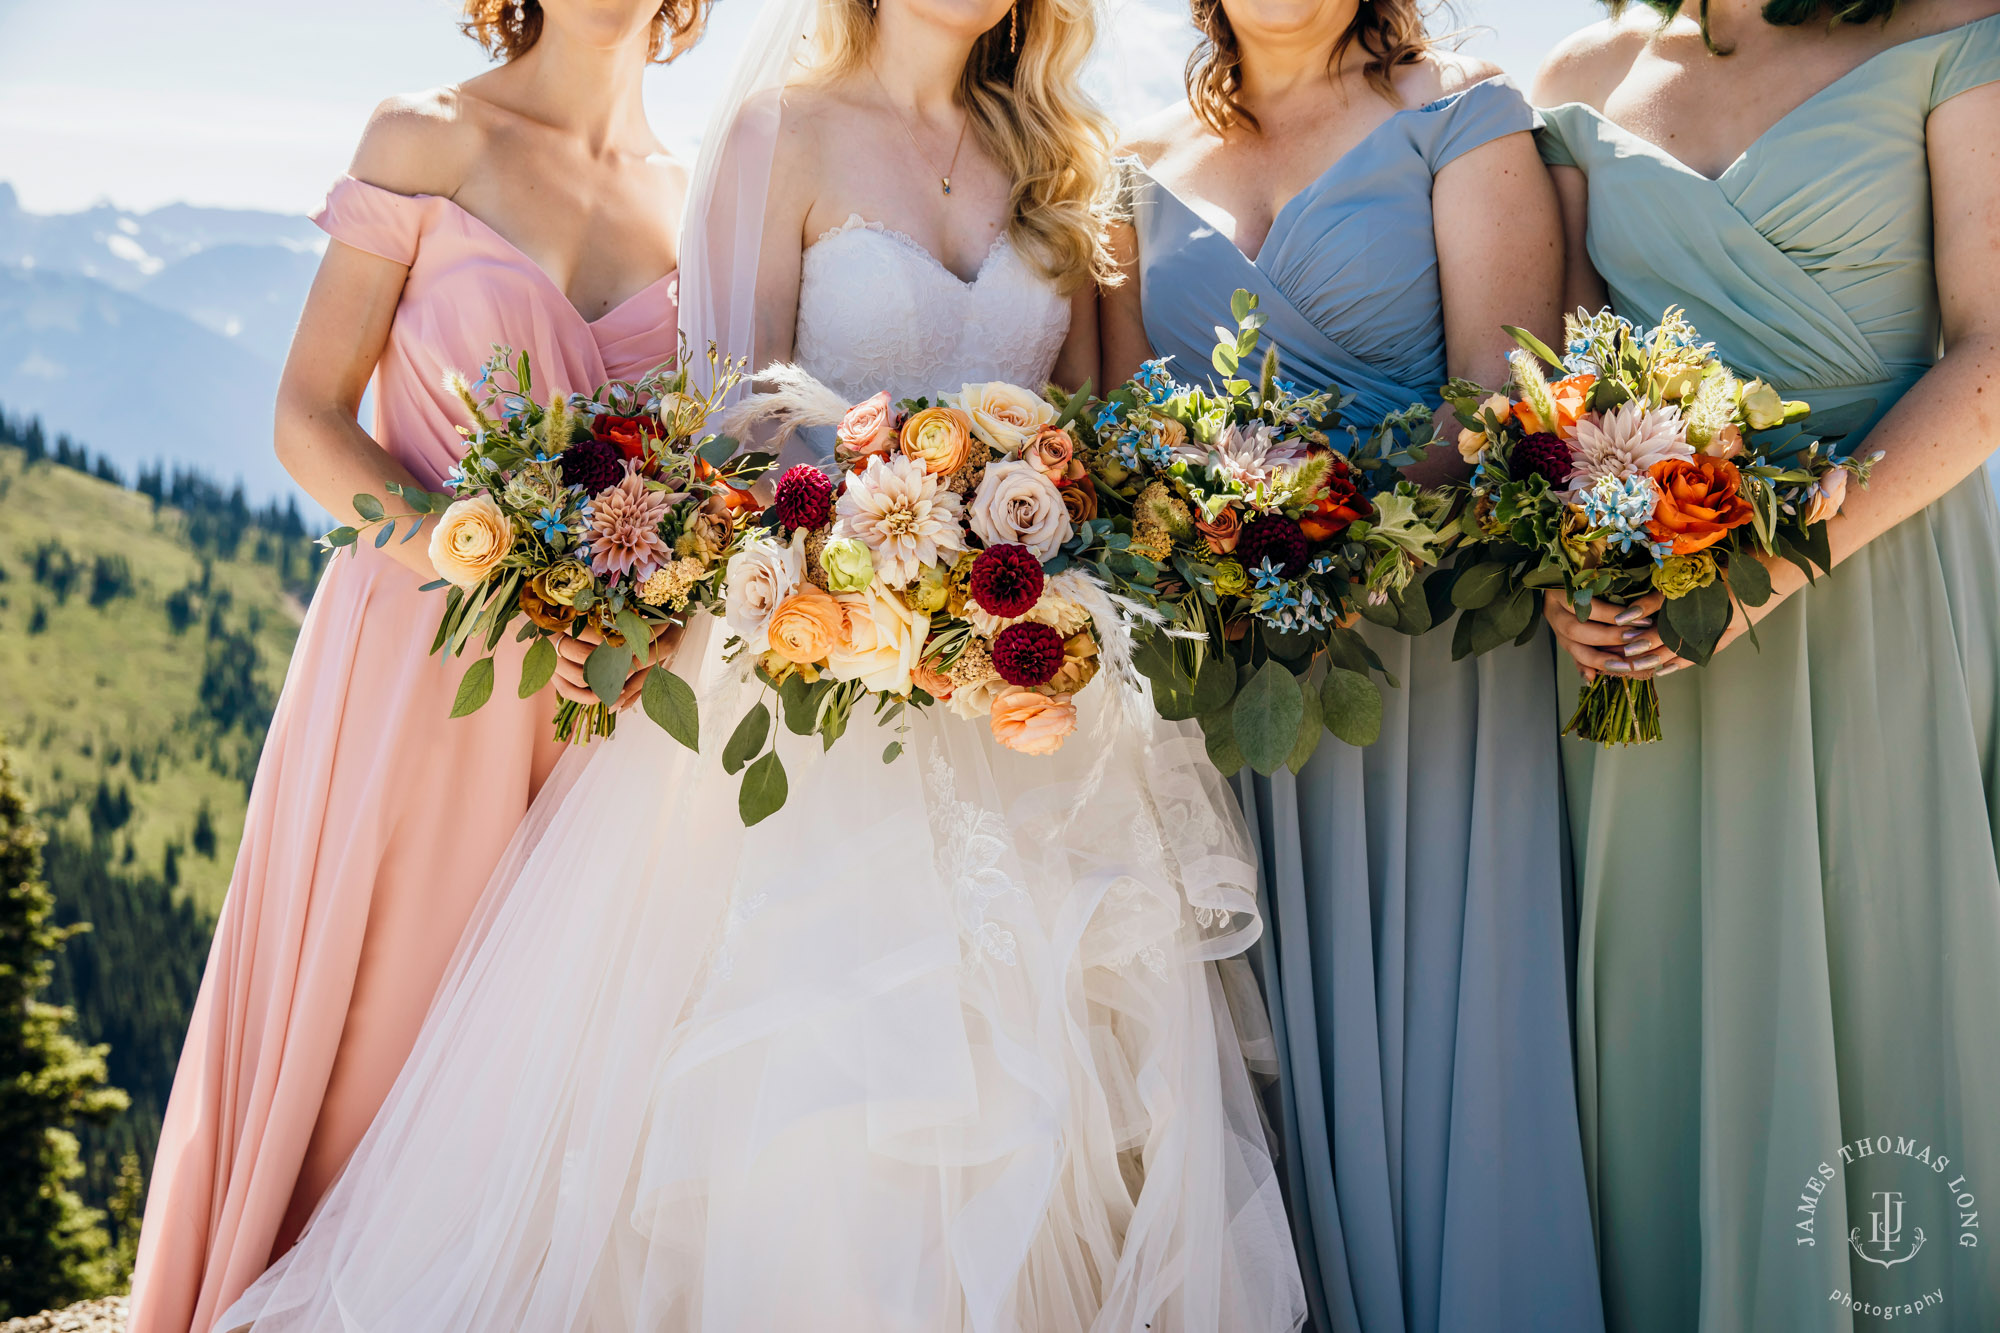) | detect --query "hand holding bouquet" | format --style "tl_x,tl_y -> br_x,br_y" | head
1087,291 -> 1455,778
1441,308 -> 1876,744
323,344 -> 757,746
706,373 -> 1135,825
